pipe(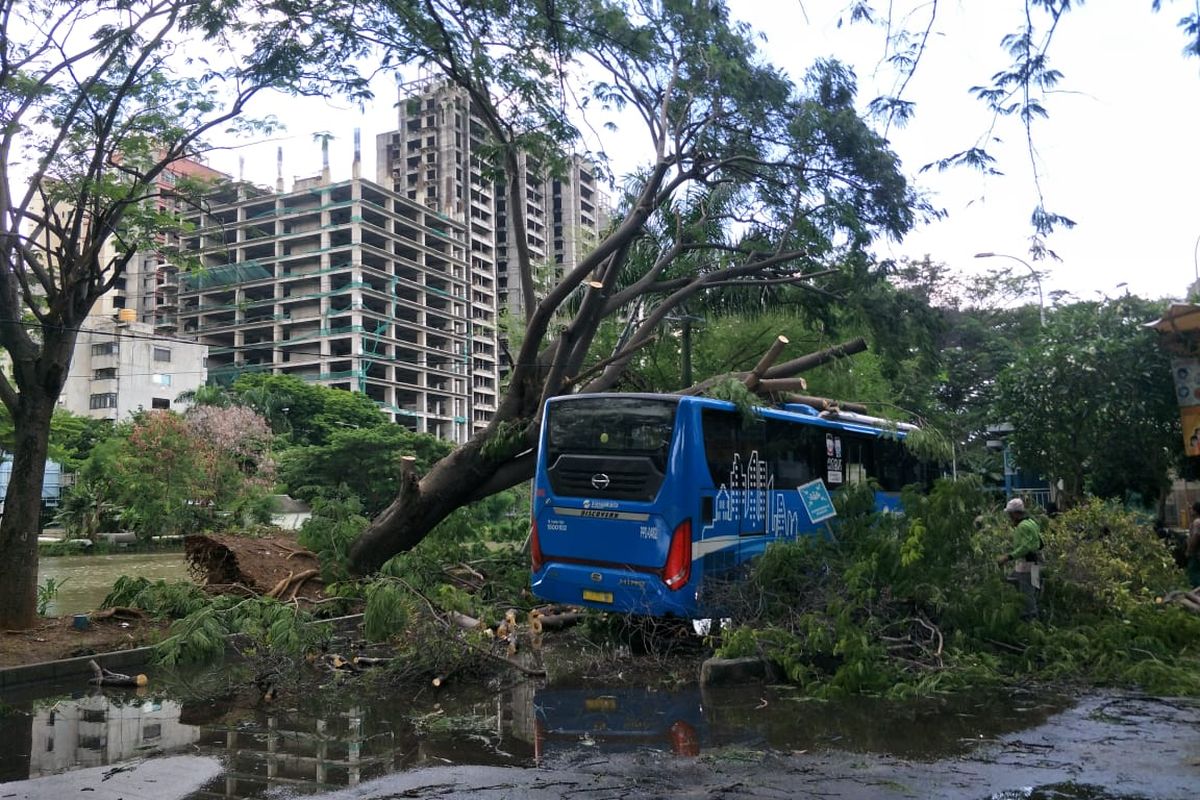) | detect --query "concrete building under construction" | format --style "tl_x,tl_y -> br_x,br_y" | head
375,78 -> 608,323
177,152 -> 497,443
